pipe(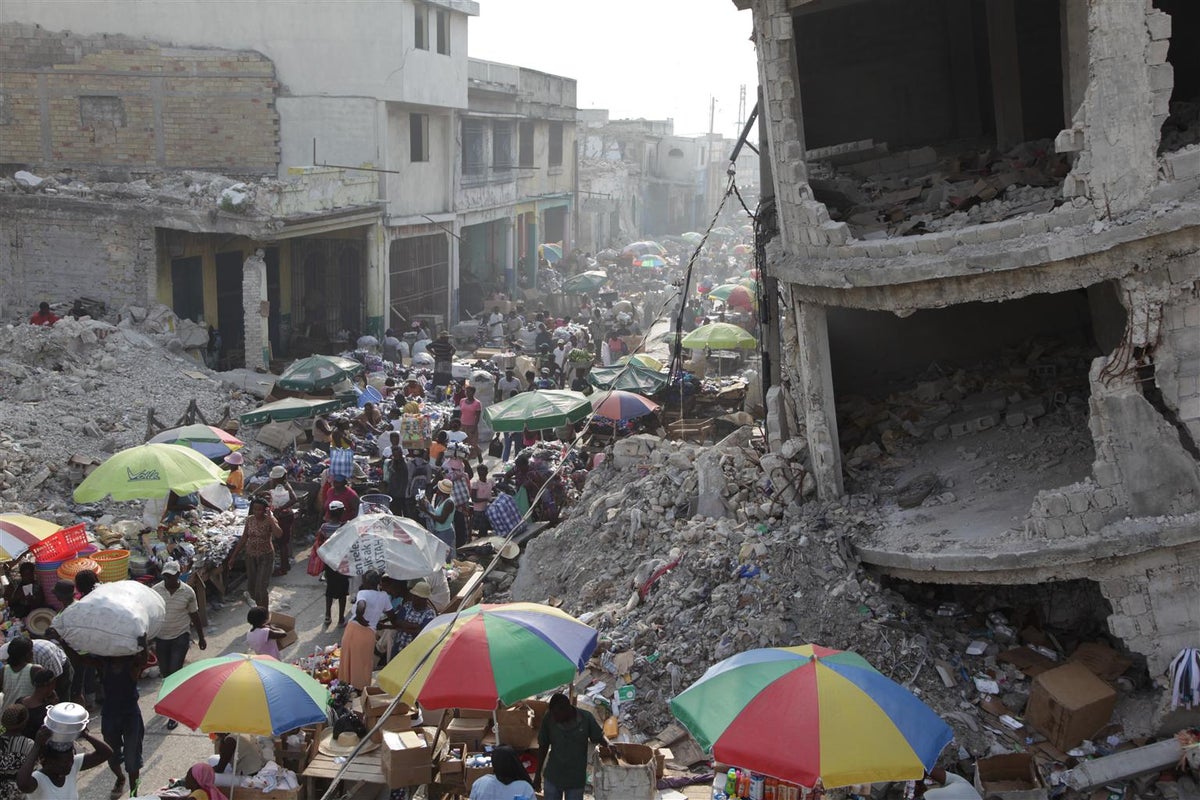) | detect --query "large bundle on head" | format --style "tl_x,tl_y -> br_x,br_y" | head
54,580 -> 165,656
